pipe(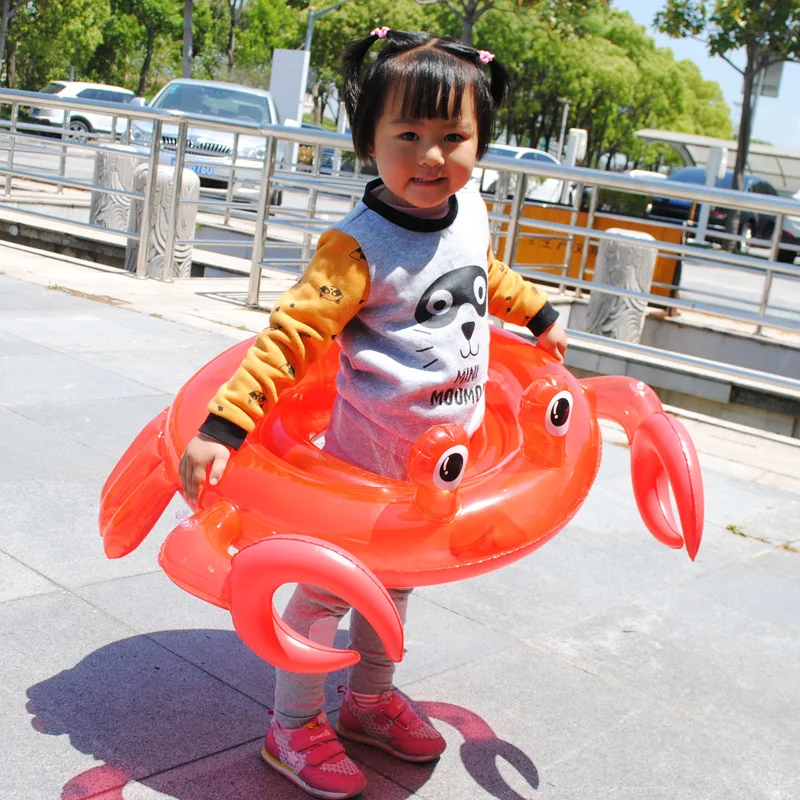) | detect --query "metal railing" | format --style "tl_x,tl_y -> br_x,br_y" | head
1,87 -> 799,343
